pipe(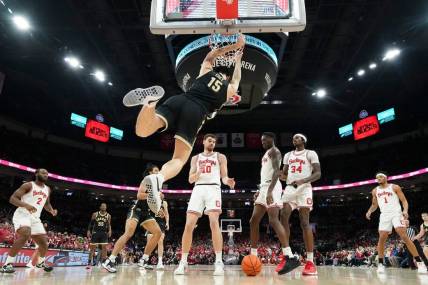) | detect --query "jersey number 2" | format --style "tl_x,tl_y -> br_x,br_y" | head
36,197 -> 42,205
208,77 -> 223,92
291,165 -> 302,173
